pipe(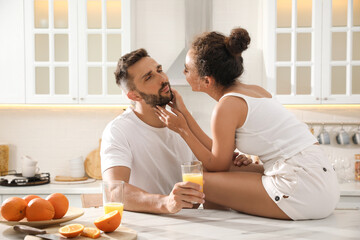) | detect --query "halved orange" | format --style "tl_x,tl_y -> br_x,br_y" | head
59,223 -> 84,238
81,227 -> 101,239
94,210 -> 121,233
